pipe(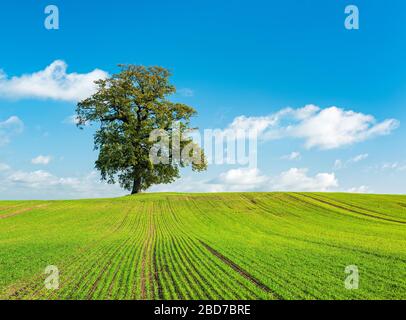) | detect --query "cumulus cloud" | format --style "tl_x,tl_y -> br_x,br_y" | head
8,170 -> 59,187
224,105 -> 399,149
0,168 -> 124,200
227,115 -> 278,135
272,168 -> 338,192
0,60 -> 108,102
151,168 -> 269,193
218,168 -> 267,185
0,116 -> 24,146
153,167 -> 338,193
224,105 -> 319,138
289,107 -> 398,149
150,176 -> 226,193
31,155 -> 52,165
216,168 -> 268,190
